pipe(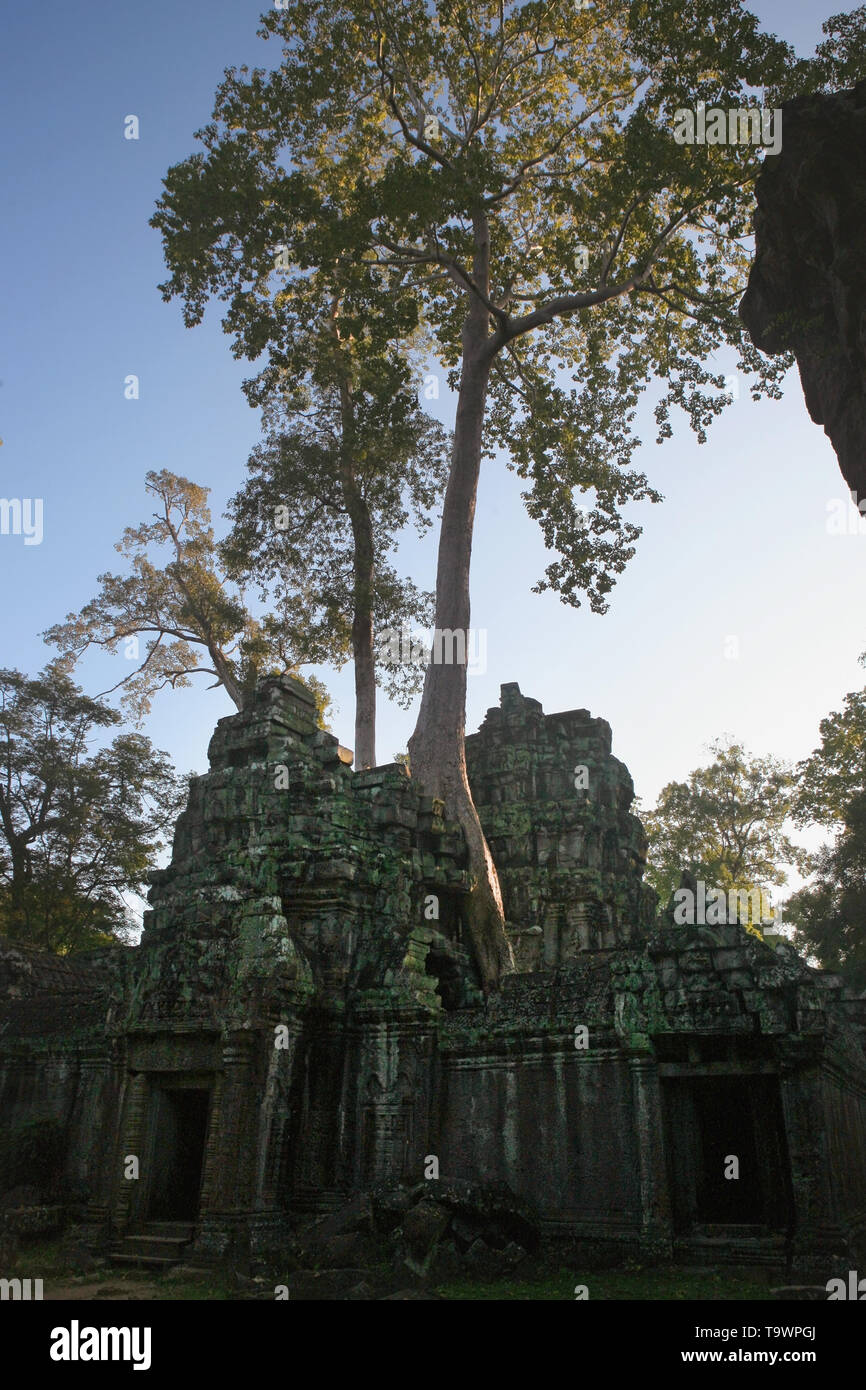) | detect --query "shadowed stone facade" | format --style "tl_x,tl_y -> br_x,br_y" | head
2,675 -> 866,1281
